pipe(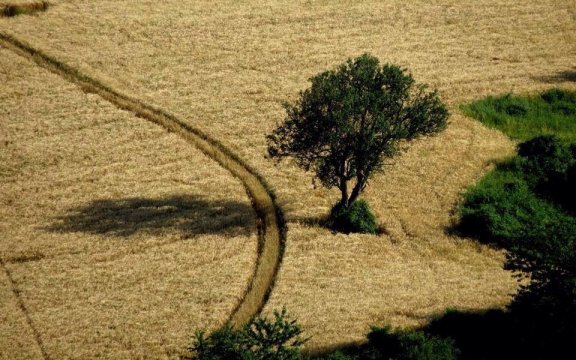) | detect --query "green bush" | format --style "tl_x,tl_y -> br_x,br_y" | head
540,88 -> 576,104
188,308 -> 306,360
327,200 -> 378,234
457,167 -> 563,247
518,135 -> 573,179
517,135 -> 575,210
366,326 -> 460,360
457,135 -> 576,247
